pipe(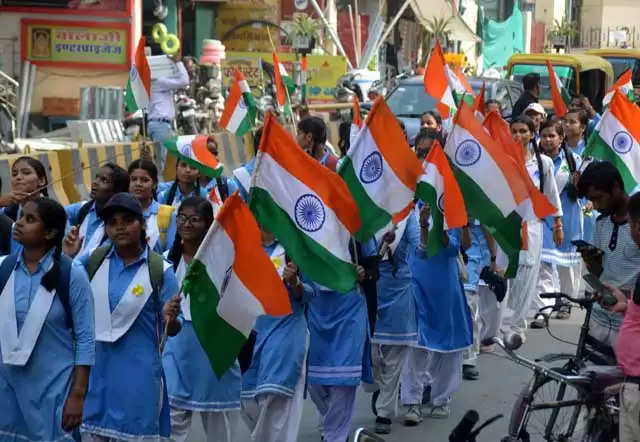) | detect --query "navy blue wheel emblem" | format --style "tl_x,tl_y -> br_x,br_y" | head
612,131 -> 633,154
454,140 -> 482,167
180,142 -> 192,157
359,151 -> 384,183
294,194 -> 326,232
238,96 -> 247,110
437,193 -> 445,213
